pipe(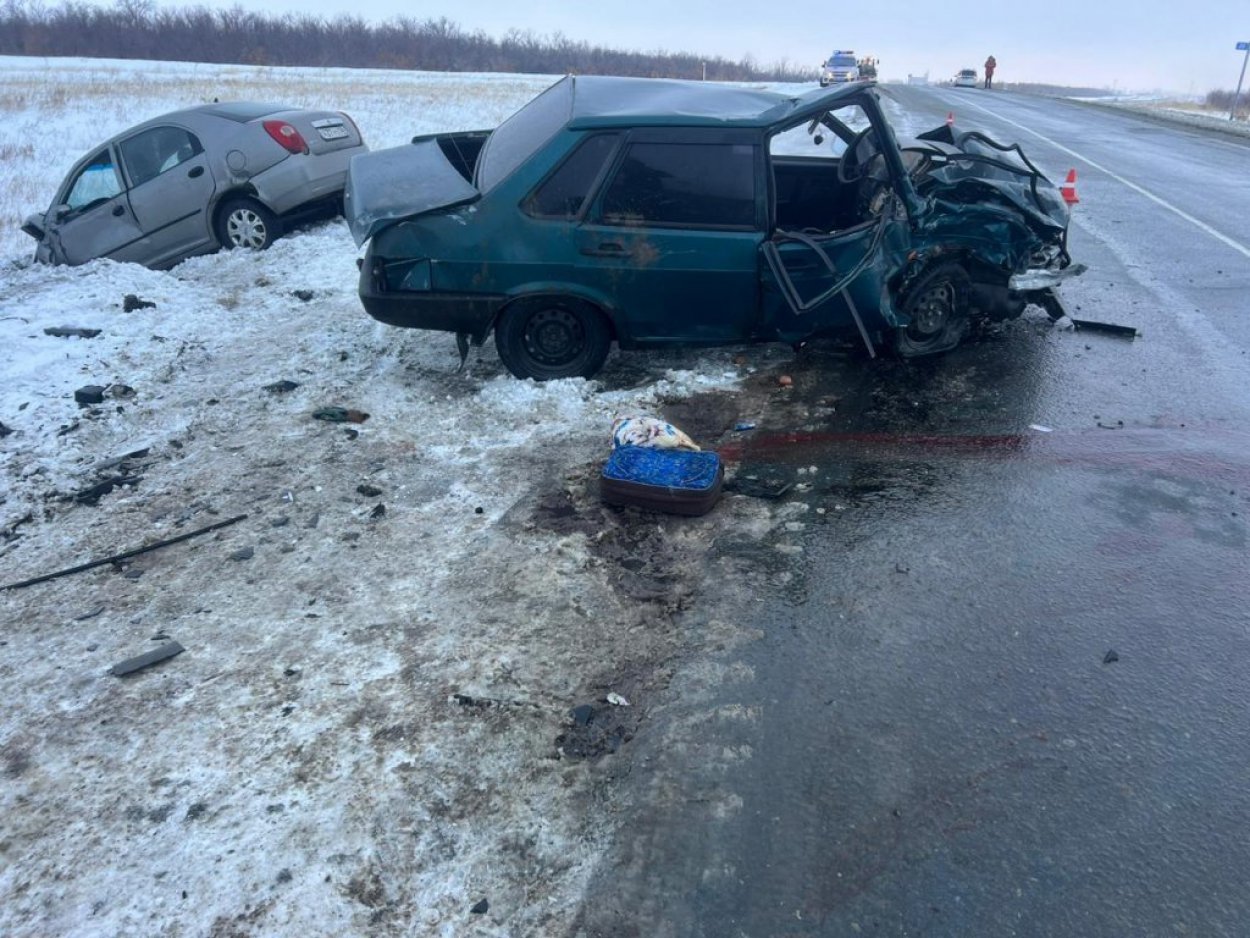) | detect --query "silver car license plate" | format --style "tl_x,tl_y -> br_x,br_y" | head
318,126 -> 349,140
